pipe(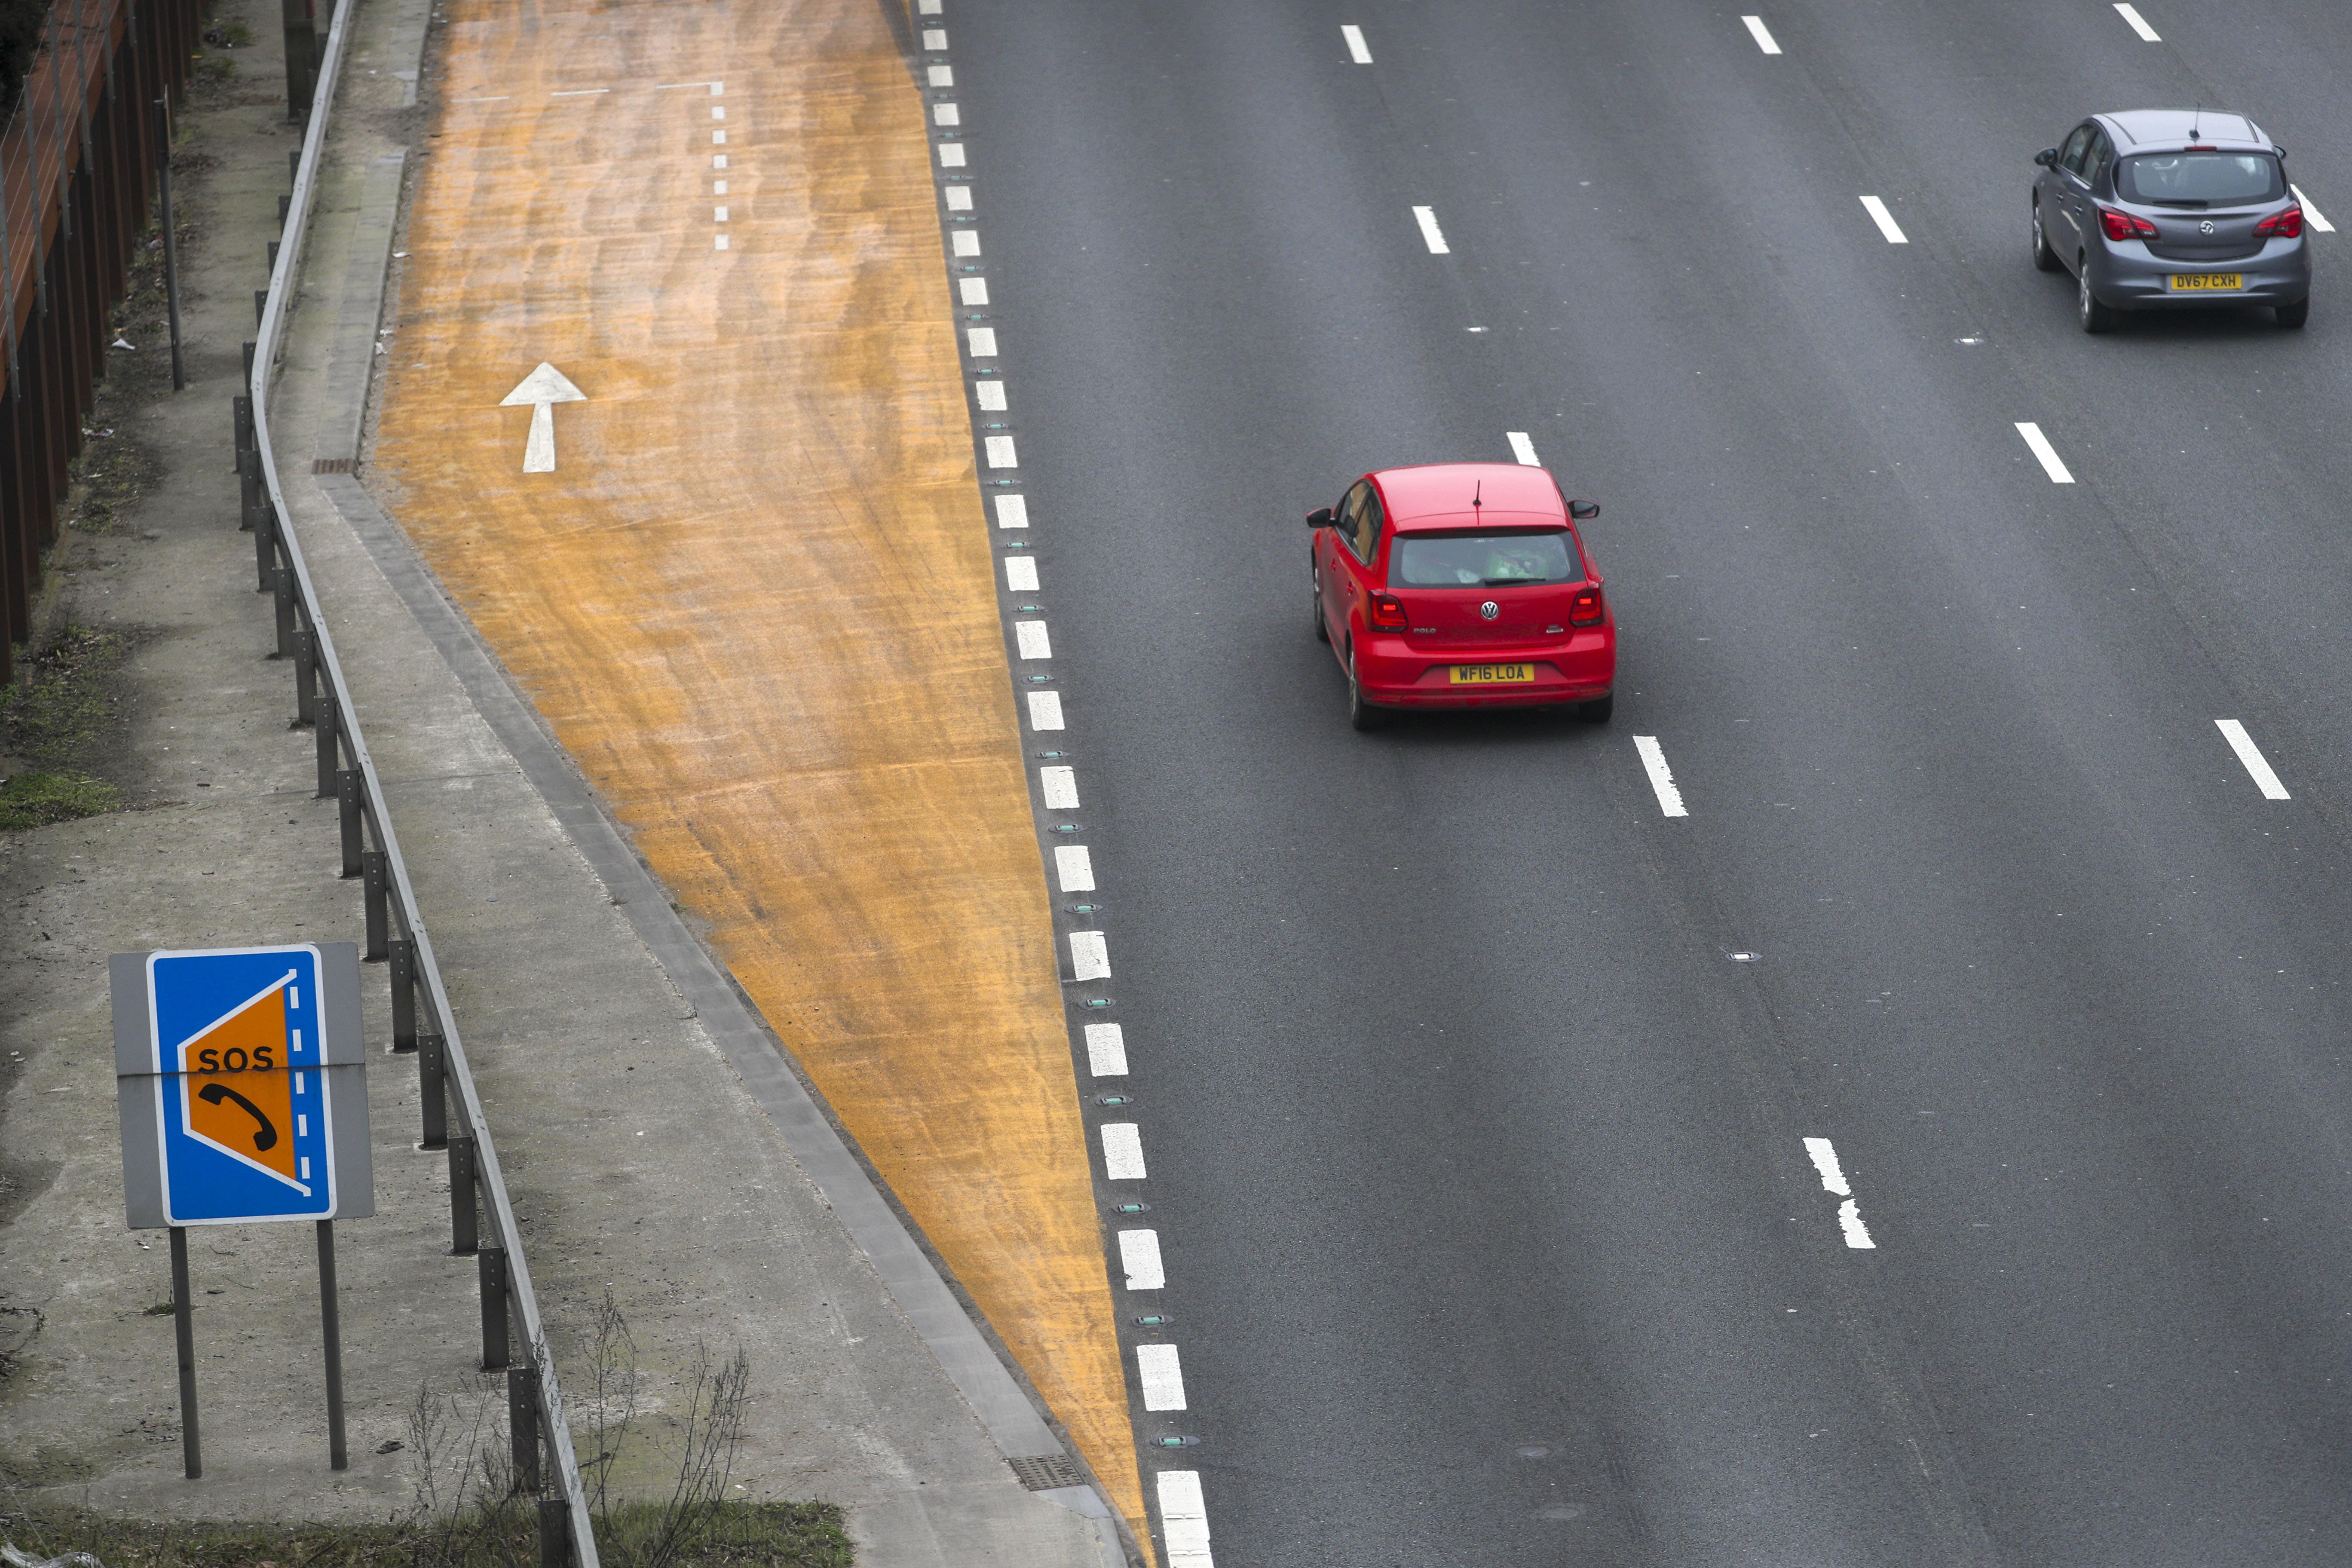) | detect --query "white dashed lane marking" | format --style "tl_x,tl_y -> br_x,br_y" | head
2113,2 -> 2162,41
1506,431 -> 1540,466
946,186 -> 974,212
1341,23 -> 1372,63
1741,15 -> 1782,53
1136,1344 -> 1187,1411
967,325 -> 996,355
953,229 -> 981,256
1025,688 -> 1062,729
1632,735 -> 1689,818
1014,619 -> 1051,659
995,494 -> 1028,528
939,143 -> 967,168
1858,194 -> 1908,244
2291,185 -> 2334,232
959,277 -> 988,307
1158,1472 -> 1213,1568
934,102 -> 959,126
1040,766 -> 1079,810
1412,205 -> 1450,254
1101,1123 -> 1147,1179
2013,421 -> 2074,484
1005,555 -> 1038,591
977,379 -> 1007,410
2216,719 -> 2291,799
1802,1137 -> 1876,1250
928,64 -> 953,88
985,434 -> 1019,469
1054,845 -> 1095,891
1118,1229 -> 1165,1289
1070,931 -> 1111,980
922,28 -> 946,48
1084,1022 -> 1127,1075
